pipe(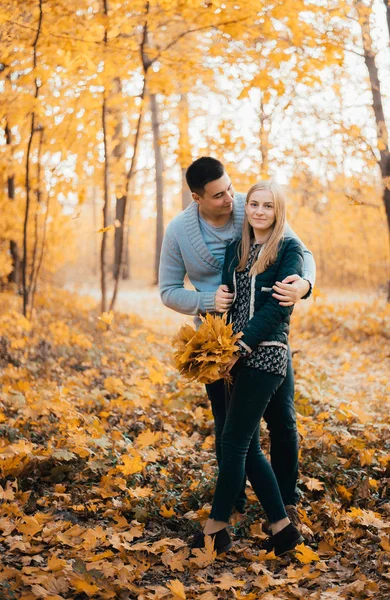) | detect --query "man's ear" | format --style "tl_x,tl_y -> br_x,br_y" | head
192,192 -> 201,205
